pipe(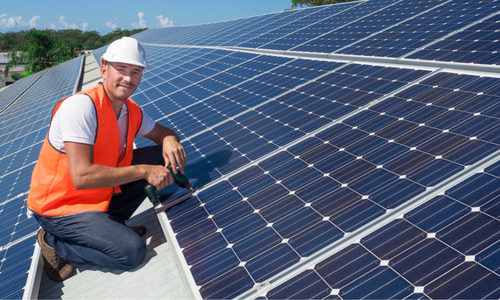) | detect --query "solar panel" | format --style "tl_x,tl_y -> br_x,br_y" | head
0,56 -> 83,299
0,69 -> 48,113
129,1 -> 500,298
150,66 -> 500,299
265,156 -> 500,299
407,12 -> 500,64
337,0 -> 500,58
